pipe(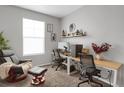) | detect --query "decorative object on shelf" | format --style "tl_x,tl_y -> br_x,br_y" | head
69,23 -> 76,32
92,43 -> 111,60
47,24 -> 53,33
79,29 -> 83,36
79,29 -> 87,36
83,31 -> 87,36
0,32 -> 10,50
76,29 -> 80,35
61,24 -> 87,38
51,33 -> 56,41
67,33 -> 71,36
62,30 -> 66,36
72,33 -> 75,36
